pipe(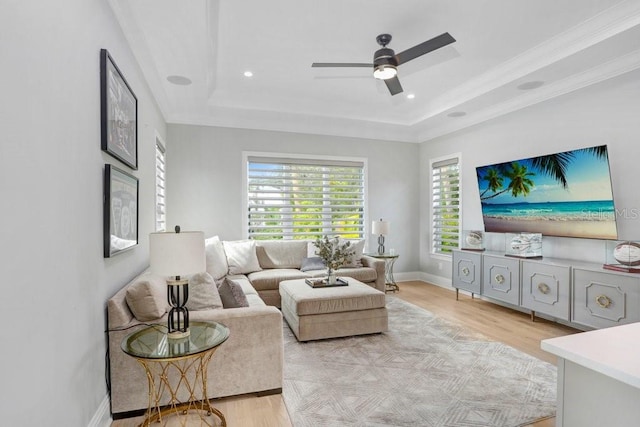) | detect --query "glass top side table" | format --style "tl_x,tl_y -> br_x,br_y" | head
122,321 -> 230,426
364,253 -> 400,293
